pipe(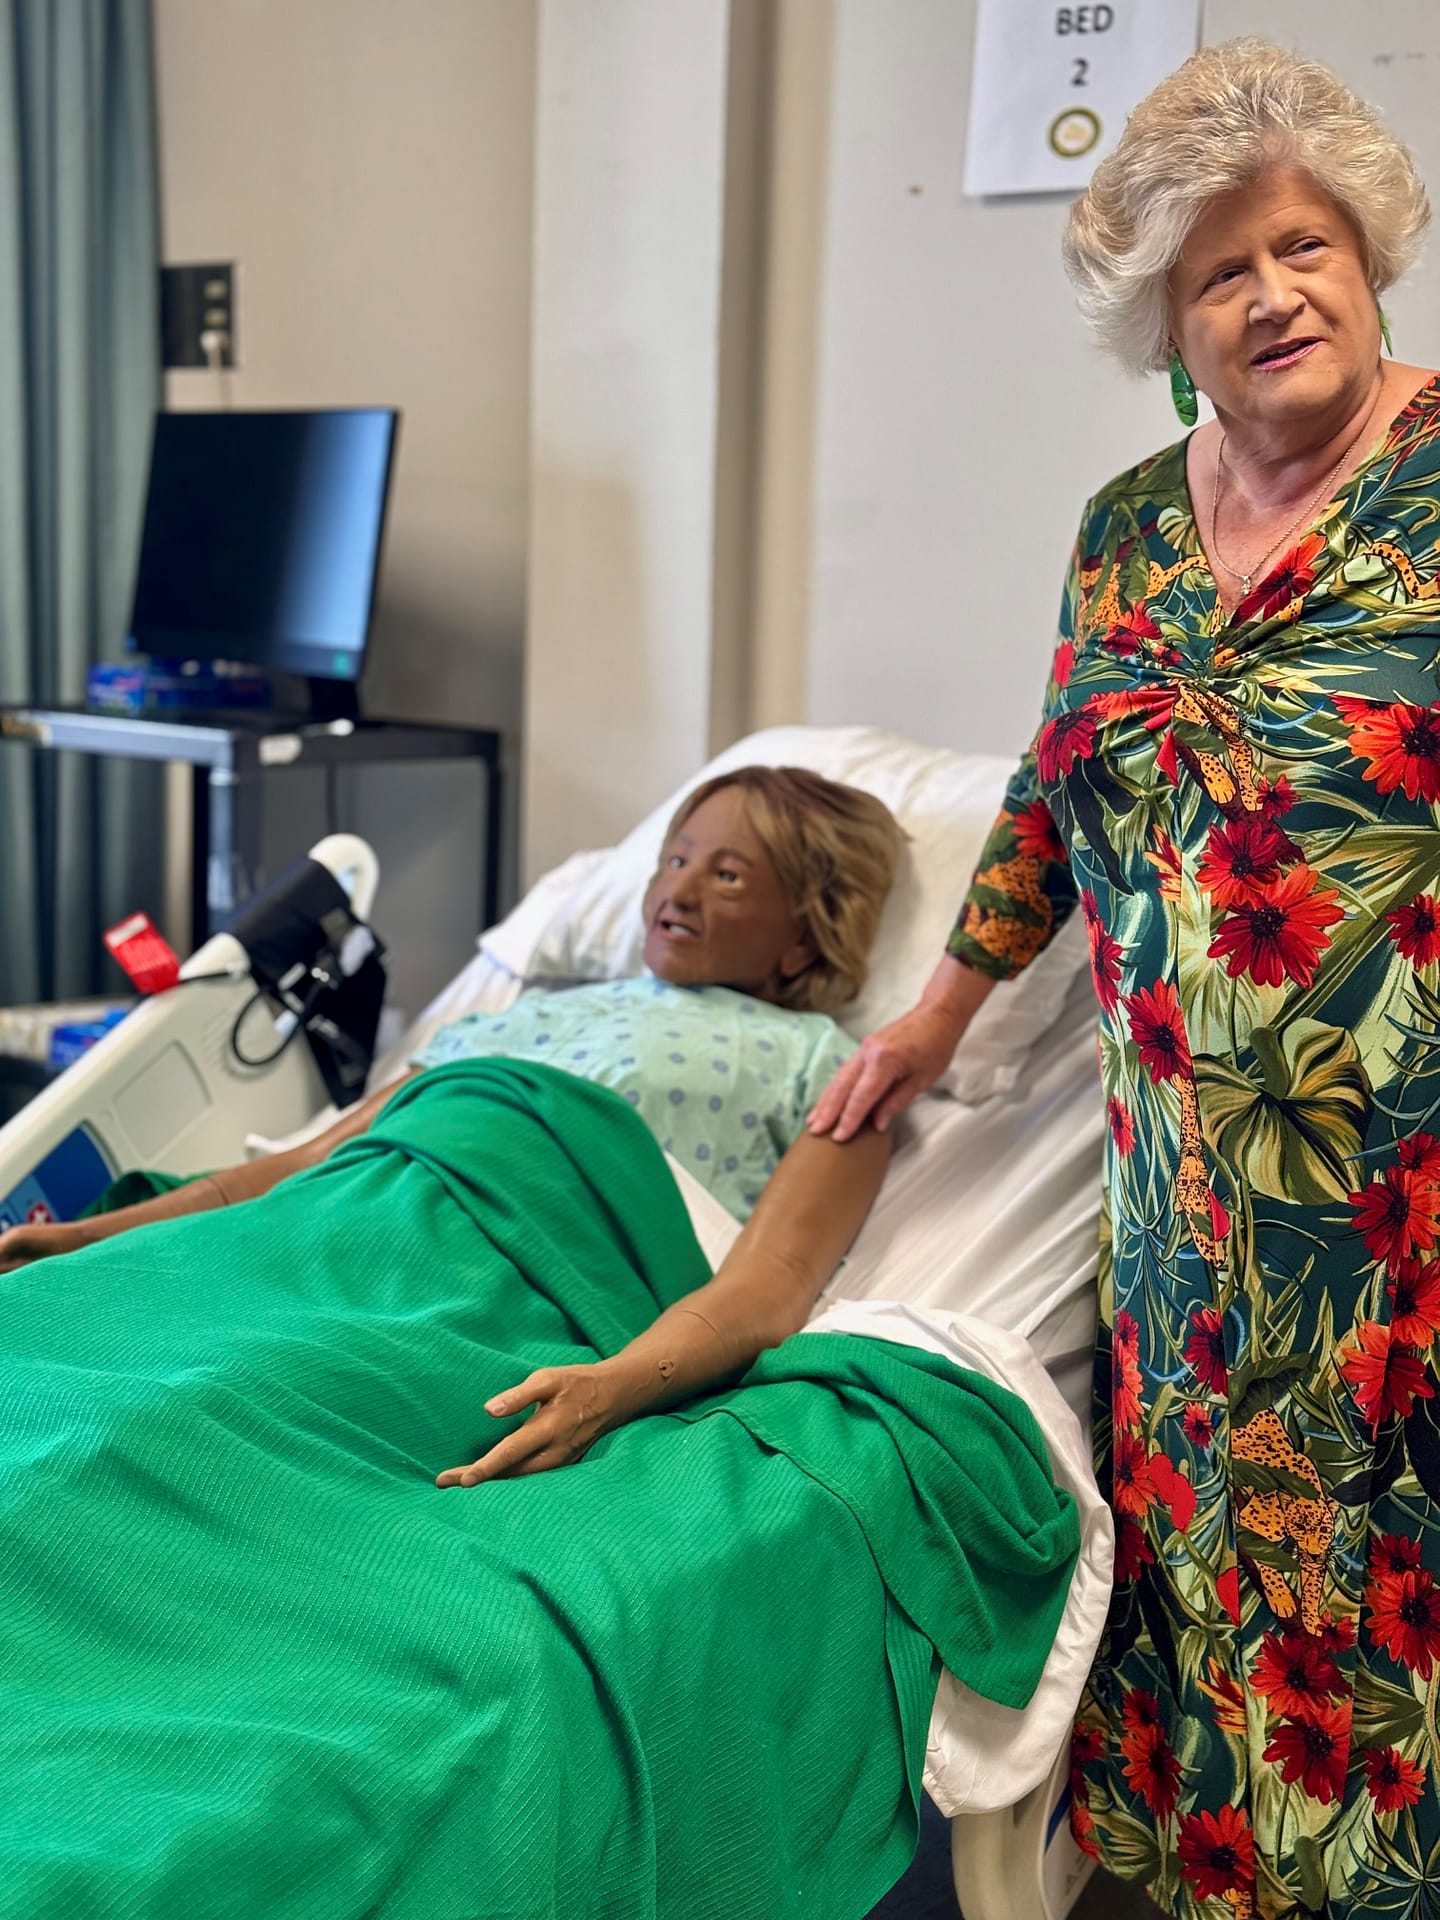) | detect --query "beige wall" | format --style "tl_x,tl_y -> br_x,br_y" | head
153,0 -> 535,729
150,0 -> 536,1012
523,0 -> 743,882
